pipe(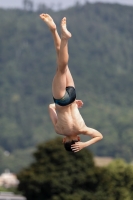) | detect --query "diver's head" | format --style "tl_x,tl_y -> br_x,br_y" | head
63,136 -> 80,152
